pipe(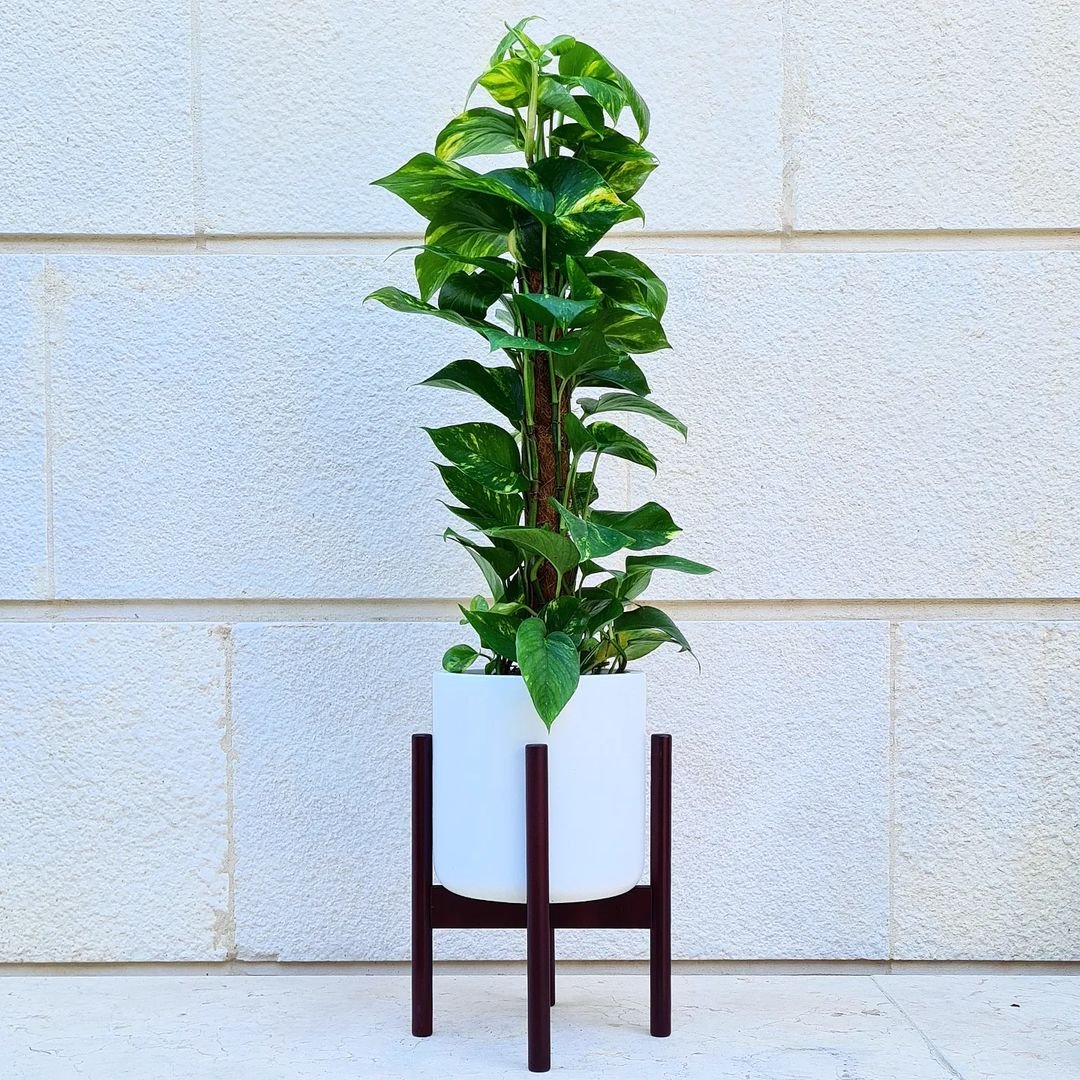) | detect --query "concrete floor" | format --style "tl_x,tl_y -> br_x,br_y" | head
1,972 -> 1077,1079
